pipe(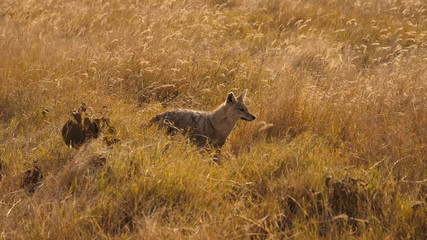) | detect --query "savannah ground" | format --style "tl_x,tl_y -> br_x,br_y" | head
0,0 -> 426,239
